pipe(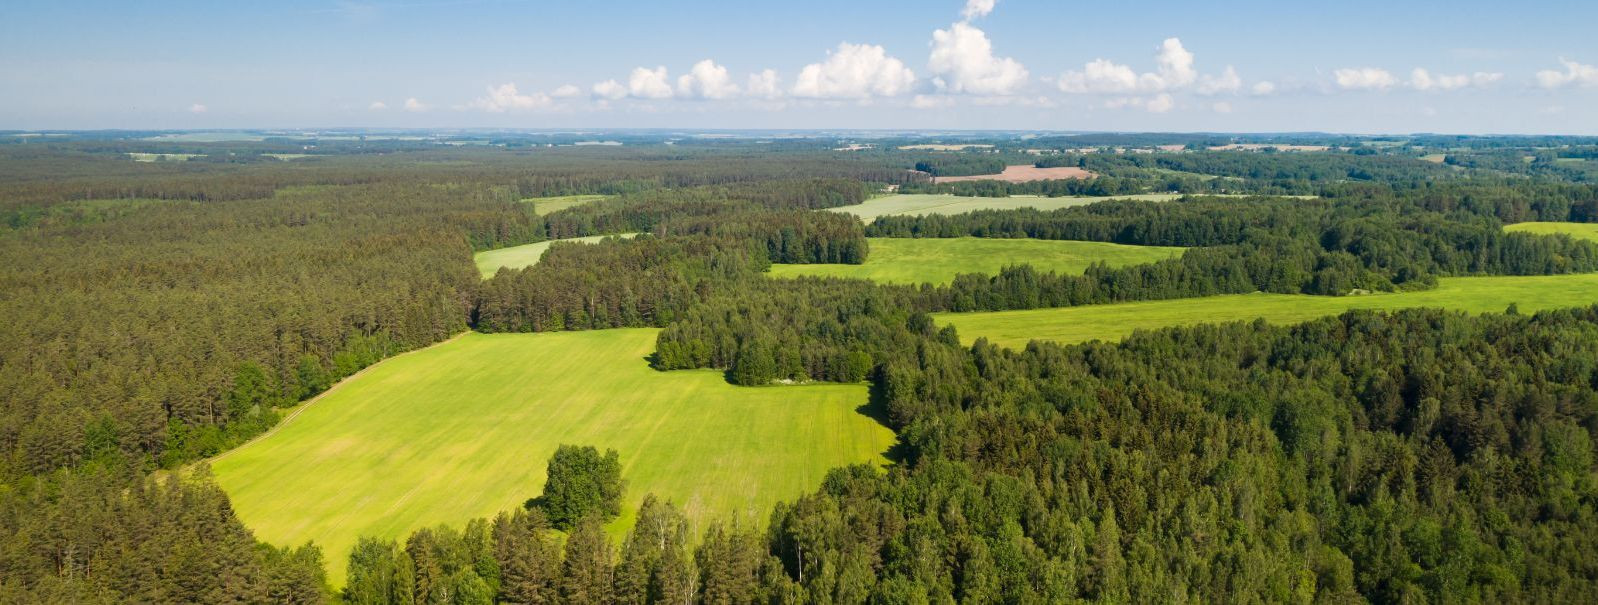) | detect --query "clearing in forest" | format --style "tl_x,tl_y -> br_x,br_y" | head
935,165 -> 1095,183
212,328 -> 893,585
767,237 -> 1185,285
934,274 -> 1598,349
828,193 -> 1184,222
521,194 -> 612,216
1504,222 -> 1598,243
474,233 -> 639,278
